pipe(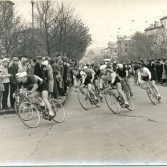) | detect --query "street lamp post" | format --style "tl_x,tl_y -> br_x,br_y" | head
31,0 -> 35,57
